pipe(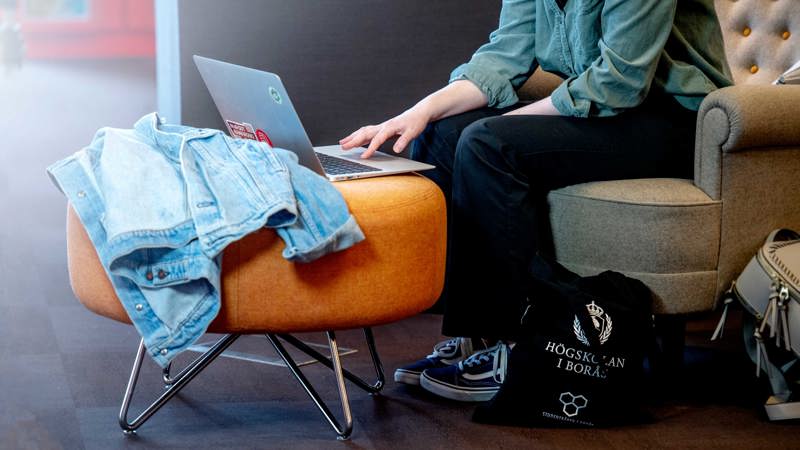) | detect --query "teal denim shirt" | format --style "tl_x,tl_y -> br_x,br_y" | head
450,0 -> 732,117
